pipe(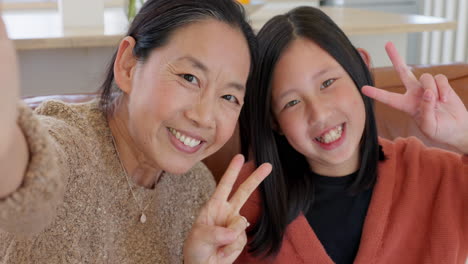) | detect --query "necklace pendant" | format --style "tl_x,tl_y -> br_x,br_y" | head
140,213 -> 147,224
